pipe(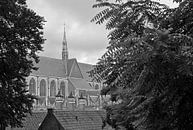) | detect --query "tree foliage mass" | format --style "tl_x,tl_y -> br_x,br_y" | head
0,0 -> 45,128
91,0 -> 193,129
